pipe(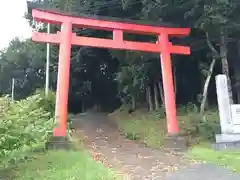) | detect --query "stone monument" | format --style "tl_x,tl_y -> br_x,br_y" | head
214,74 -> 240,149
